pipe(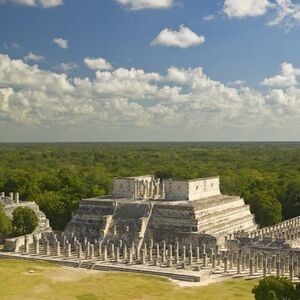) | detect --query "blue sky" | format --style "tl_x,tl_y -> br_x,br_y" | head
0,0 -> 300,141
